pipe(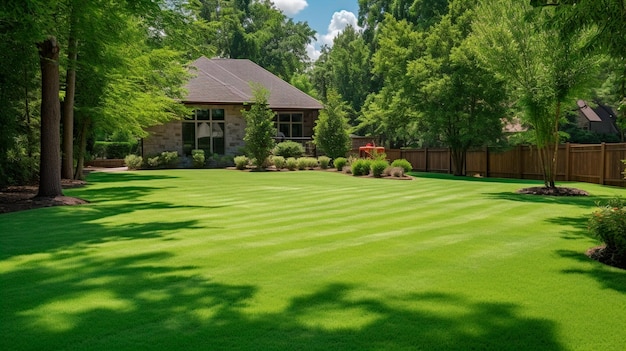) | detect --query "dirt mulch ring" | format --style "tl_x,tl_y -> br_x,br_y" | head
586,245 -> 626,270
0,179 -> 89,214
517,186 -> 589,196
